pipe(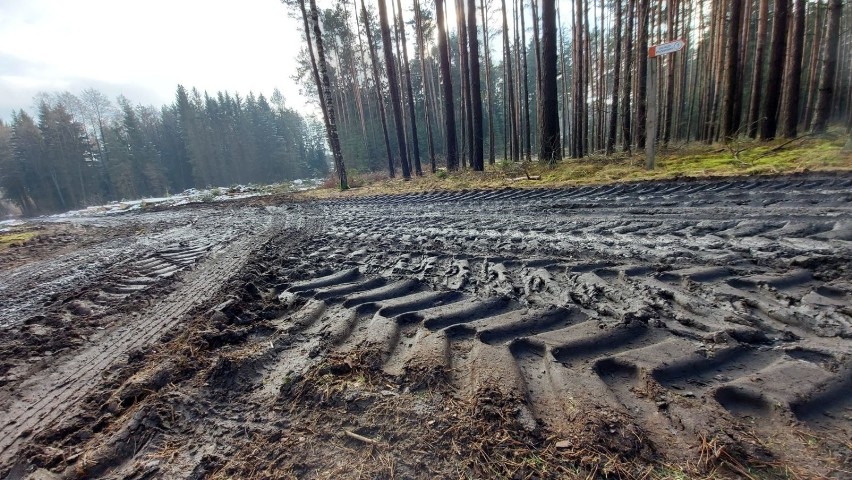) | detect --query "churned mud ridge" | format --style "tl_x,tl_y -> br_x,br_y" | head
0,206 -> 290,474
2,173 -> 850,478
